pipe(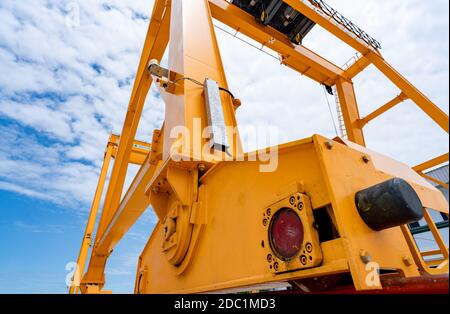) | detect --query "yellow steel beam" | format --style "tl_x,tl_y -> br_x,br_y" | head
343,56 -> 372,79
97,156 -> 153,255
419,173 -> 449,190
109,134 -> 151,166
96,129 -> 163,256
160,0 -> 242,160
69,140 -> 114,294
95,0 -> 169,242
283,0 -> 378,55
284,0 -> 449,134
208,0 -> 347,86
358,92 -> 408,127
422,249 -> 448,257
82,0 -> 170,287
367,52 -> 450,133
414,153 -> 449,173
423,209 -> 449,259
335,78 -> 365,146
